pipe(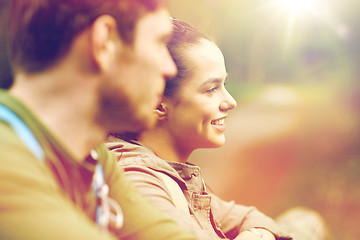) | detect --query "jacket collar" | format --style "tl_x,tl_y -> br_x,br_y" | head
107,139 -> 188,189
